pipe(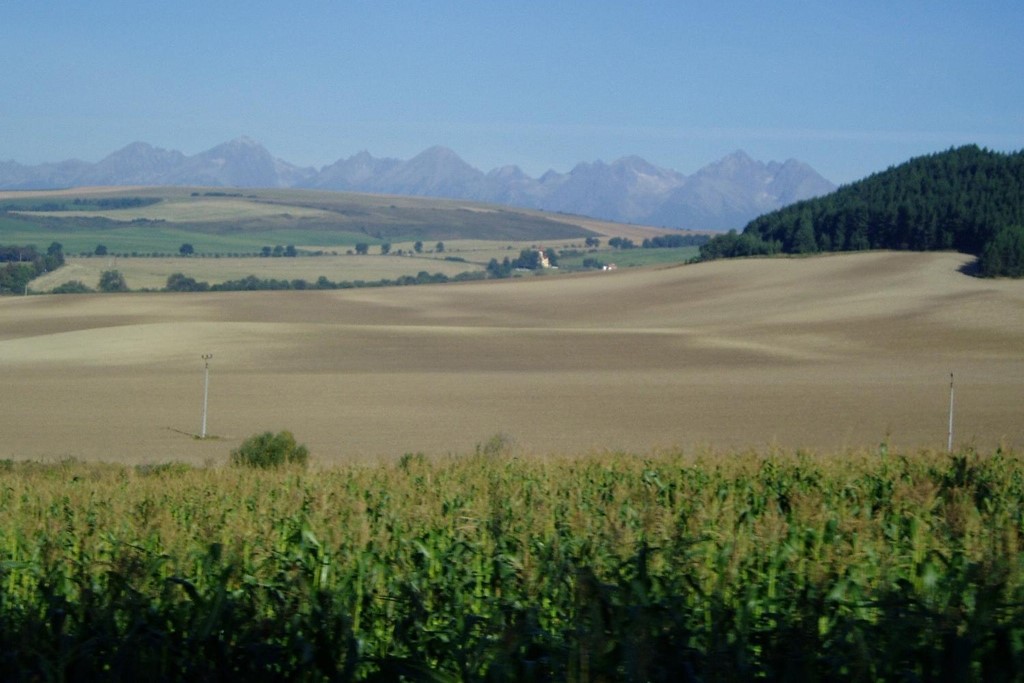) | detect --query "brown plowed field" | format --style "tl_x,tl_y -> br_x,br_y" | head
2,252 -> 1022,464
